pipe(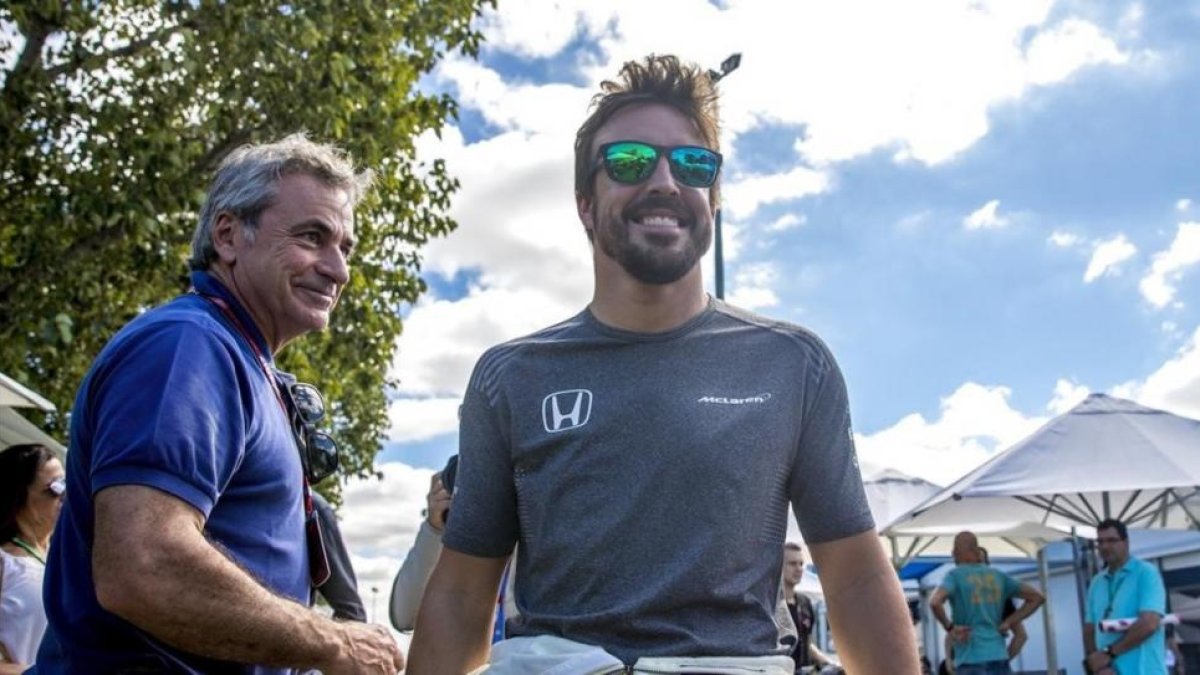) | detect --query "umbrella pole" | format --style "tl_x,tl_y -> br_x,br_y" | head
1037,546 -> 1059,674
1071,529 -> 1090,655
